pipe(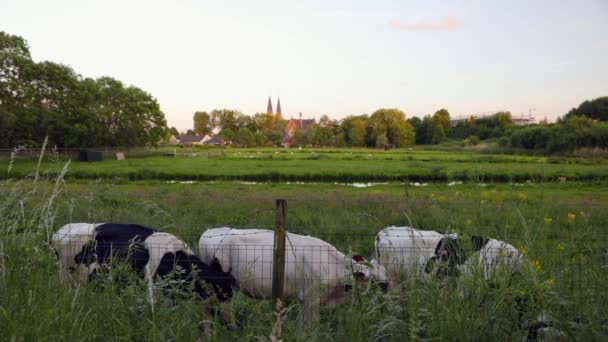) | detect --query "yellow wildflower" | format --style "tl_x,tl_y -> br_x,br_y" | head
519,245 -> 528,256
533,260 -> 542,272
557,243 -> 565,251
568,213 -> 576,220
544,217 -> 552,224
